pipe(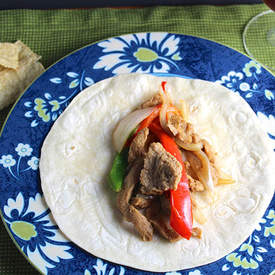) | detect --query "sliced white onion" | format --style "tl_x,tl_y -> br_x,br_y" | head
113,107 -> 155,152
192,204 -> 207,225
179,99 -> 189,122
175,138 -> 203,152
181,150 -> 187,161
193,150 -> 214,191
159,101 -> 171,134
159,87 -> 172,134
217,177 -> 235,185
190,194 -> 207,224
